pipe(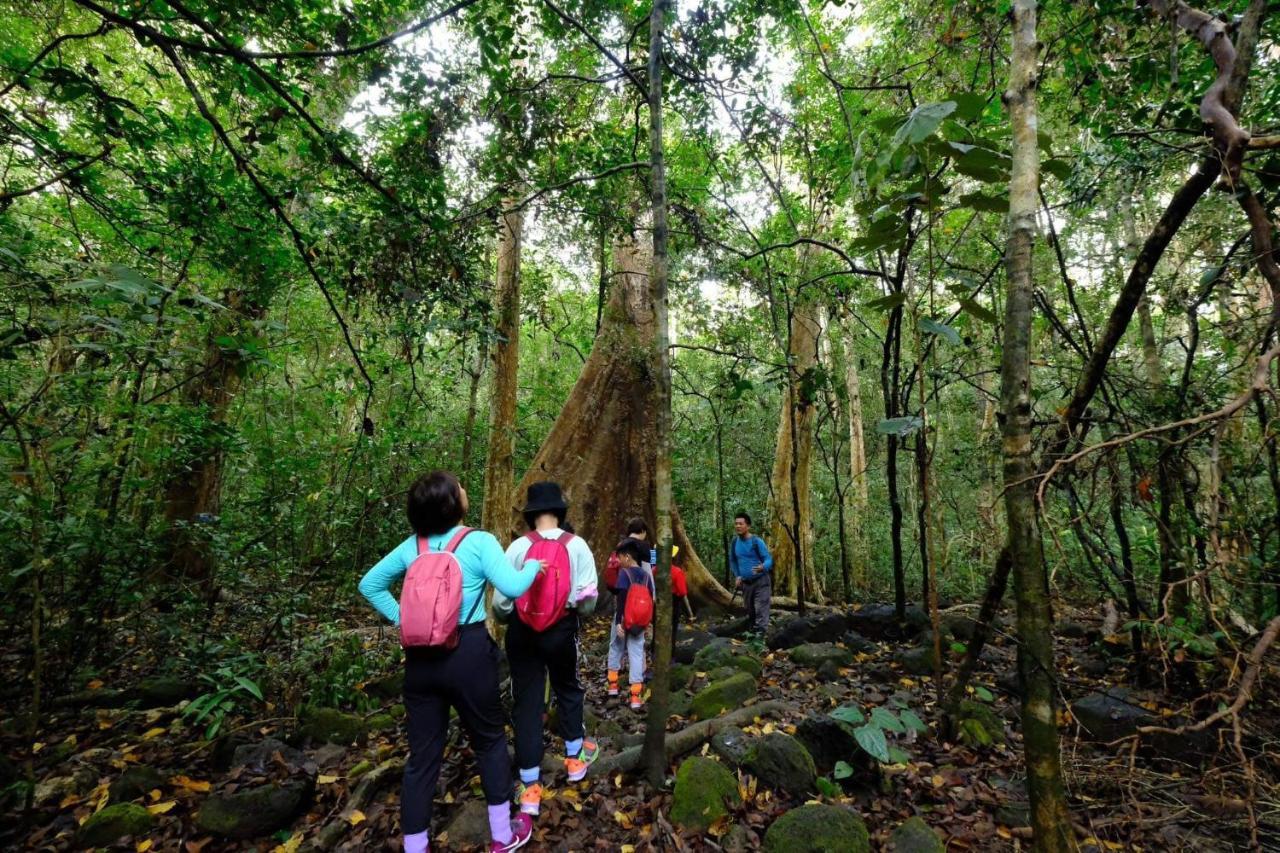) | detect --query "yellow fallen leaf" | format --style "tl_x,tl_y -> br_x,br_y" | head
149,789 -> 162,802
621,846 -> 636,853
147,801 -> 177,815
347,809 -> 366,826
142,727 -> 166,740
997,826 -> 1012,839
931,774 -> 945,787
88,679 -> 104,691
136,840 -> 152,853
316,774 -> 339,785
614,772 -> 624,788
32,742 -> 45,754
899,678 -> 916,687
171,775 -> 211,793
559,788 -> 579,801
614,810 -> 634,829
